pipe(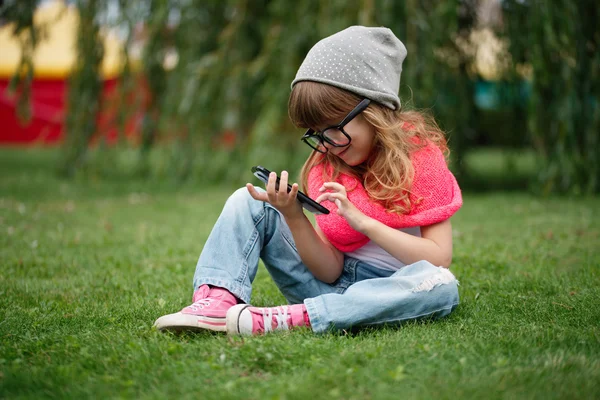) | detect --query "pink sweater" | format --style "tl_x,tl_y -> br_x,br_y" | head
307,142 -> 463,252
